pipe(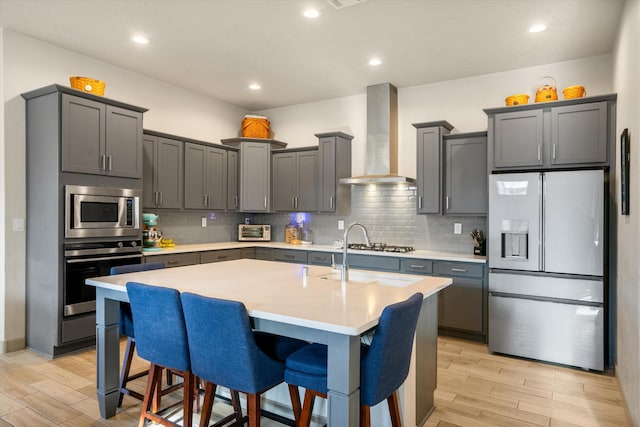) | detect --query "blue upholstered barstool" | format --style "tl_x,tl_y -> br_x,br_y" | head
110,262 -> 165,406
126,282 -> 195,427
285,292 -> 424,427
181,293 -> 307,427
